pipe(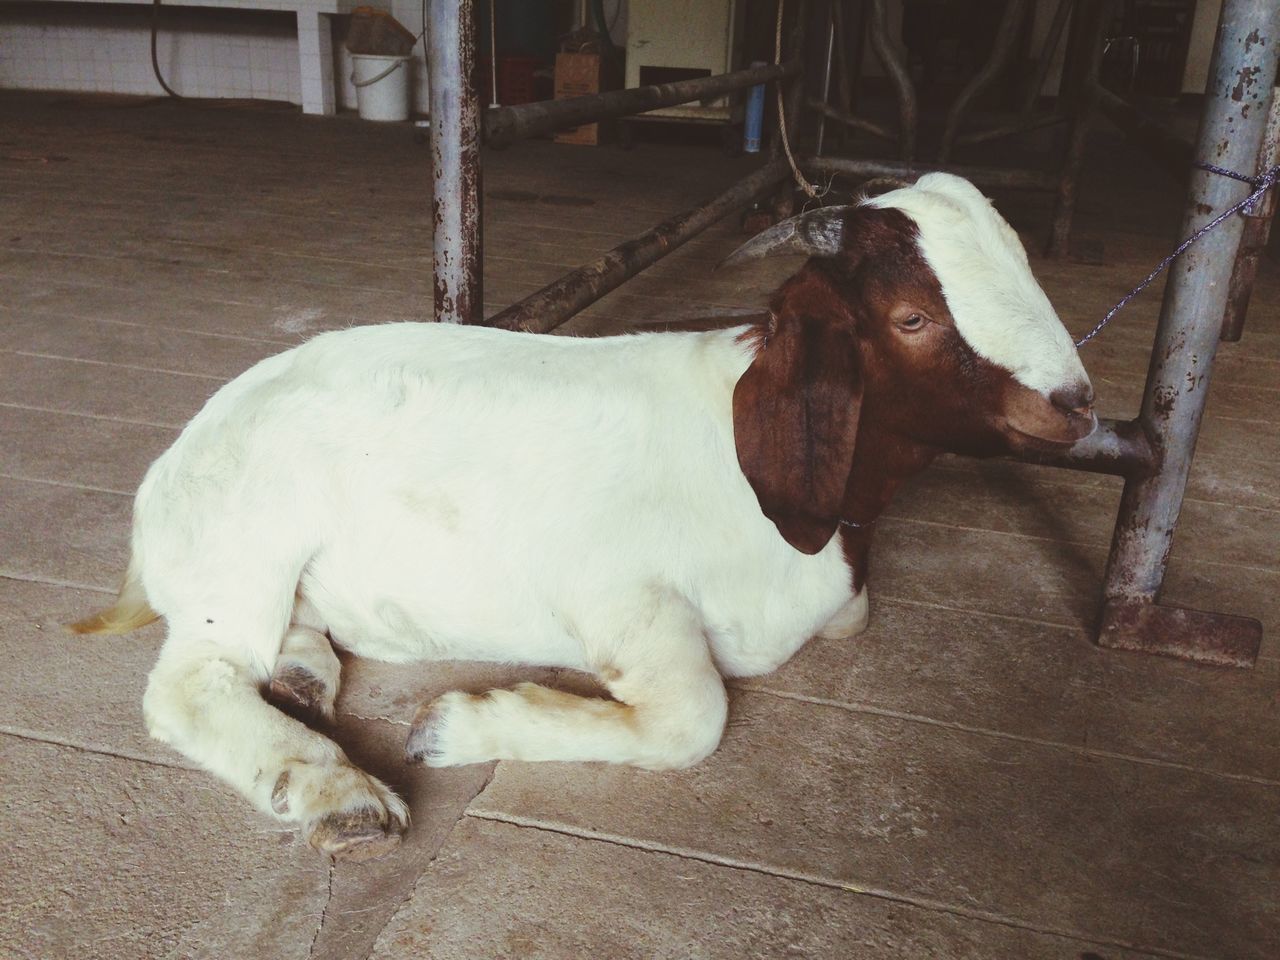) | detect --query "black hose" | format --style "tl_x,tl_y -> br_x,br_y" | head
150,0 -> 184,98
